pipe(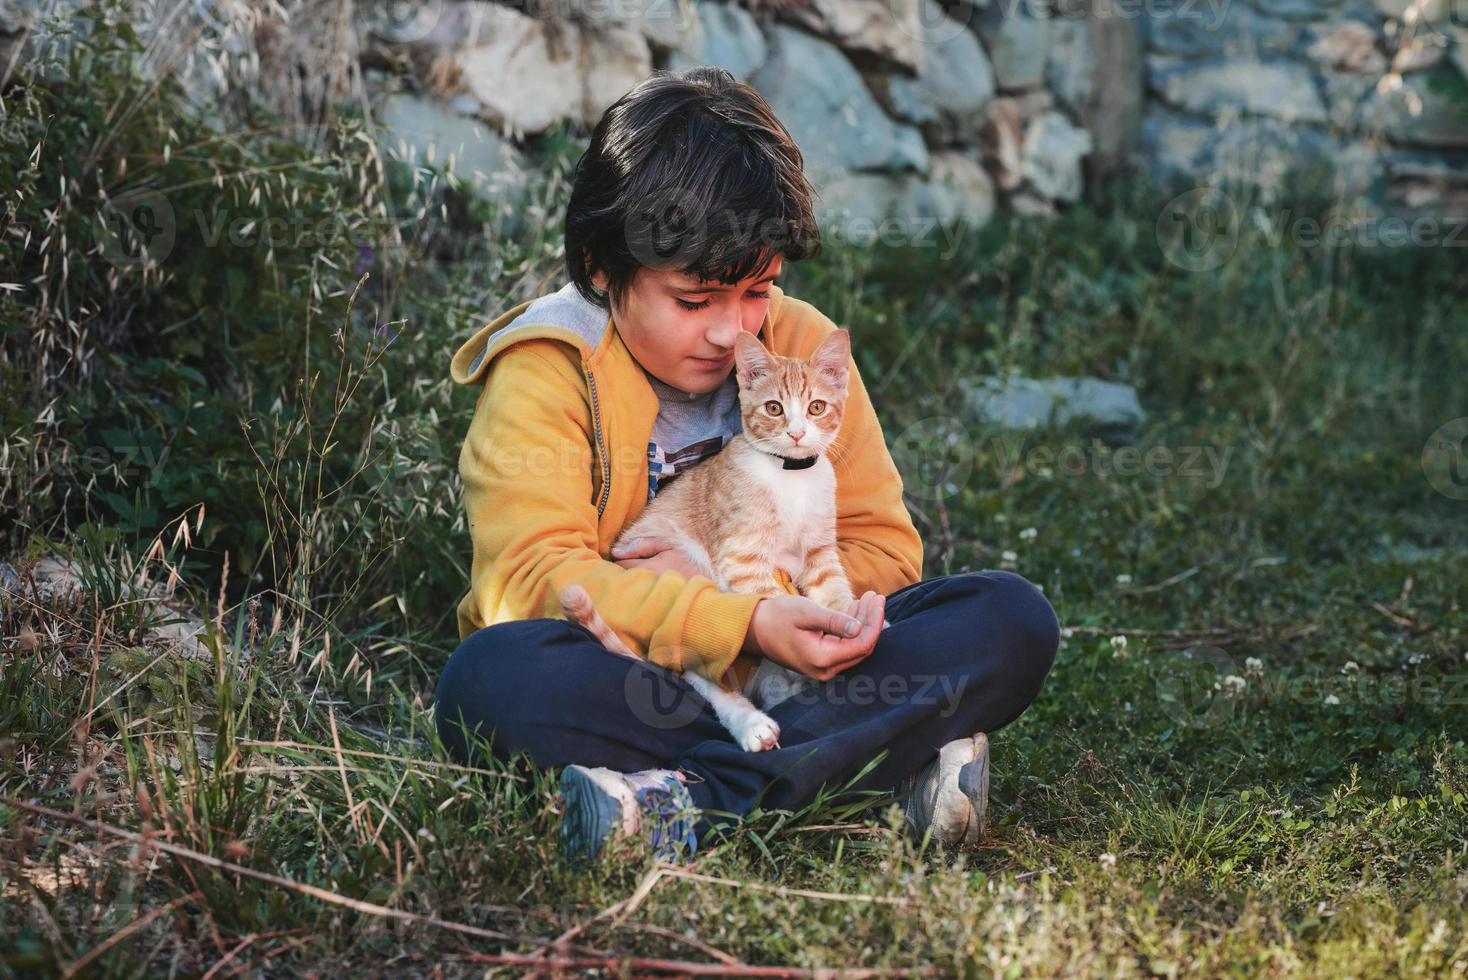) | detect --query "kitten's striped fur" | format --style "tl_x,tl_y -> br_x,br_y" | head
560,328 -> 855,750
